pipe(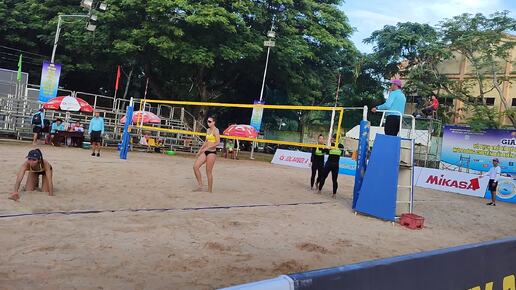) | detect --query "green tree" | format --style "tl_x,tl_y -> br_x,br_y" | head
439,11 -> 516,128
365,12 -> 516,129
1,0 -> 366,133
365,22 -> 453,108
